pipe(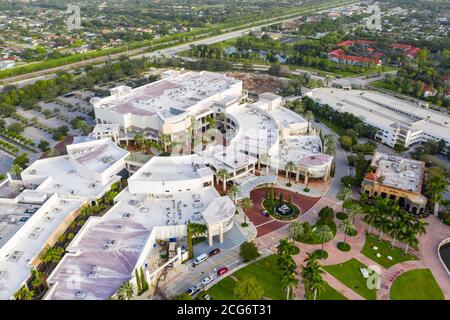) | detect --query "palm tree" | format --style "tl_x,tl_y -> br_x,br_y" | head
116,282 -> 135,300
277,238 -> 292,256
133,133 -> 145,152
302,258 -> 325,300
307,275 -> 325,301
347,202 -> 362,223
281,272 -> 298,300
9,164 -> 23,178
375,212 -> 389,241
287,221 -> 304,246
340,218 -> 355,243
402,230 -> 418,254
31,269 -> 44,289
337,187 -> 352,212
412,218 -> 428,239
159,133 -> 171,152
284,161 -> 296,184
388,217 -> 402,247
305,111 -> 314,134
427,175 -> 448,216
41,246 -> 65,266
227,185 -> 241,204
239,197 -> 253,225
363,206 -> 377,234
14,286 -> 34,300
216,169 -> 231,192
316,225 -> 333,251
